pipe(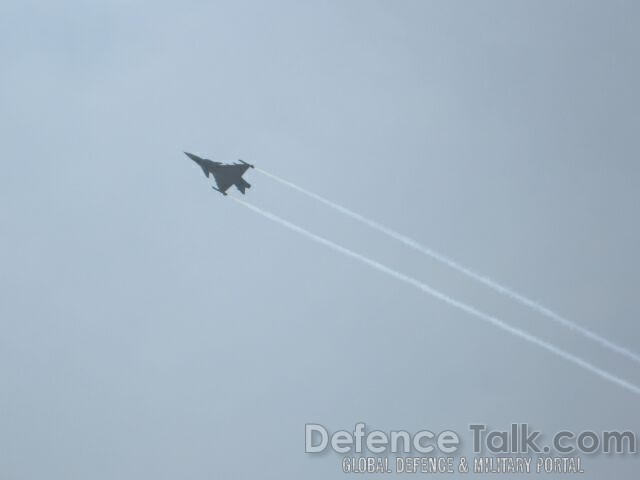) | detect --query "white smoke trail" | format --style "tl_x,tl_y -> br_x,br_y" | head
231,196 -> 640,396
256,168 -> 640,366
